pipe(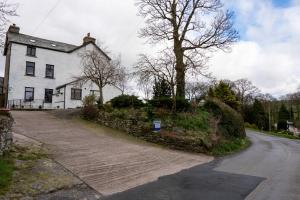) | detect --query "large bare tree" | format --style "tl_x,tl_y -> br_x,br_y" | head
136,0 -> 238,98
79,50 -> 125,105
0,0 -> 18,46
